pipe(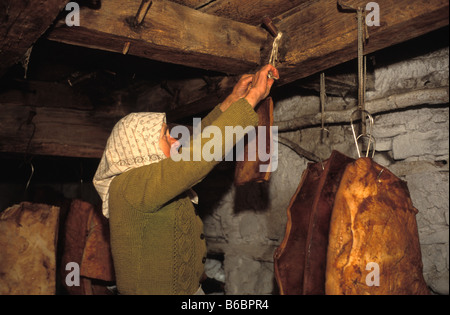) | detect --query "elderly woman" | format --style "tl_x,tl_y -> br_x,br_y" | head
93,64 -> 279,295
